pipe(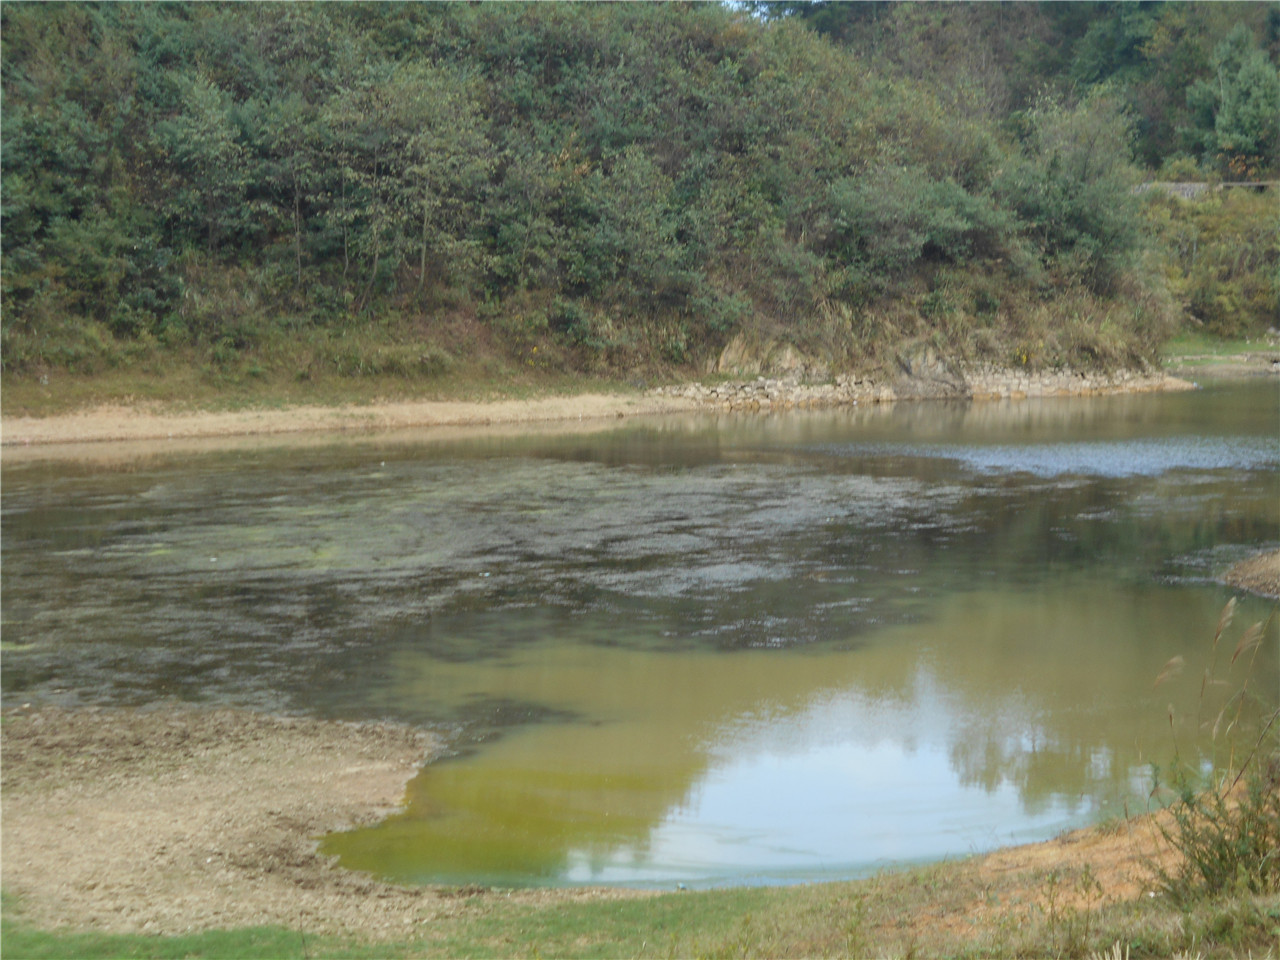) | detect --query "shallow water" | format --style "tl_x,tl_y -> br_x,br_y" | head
2,380 -> 1277,888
